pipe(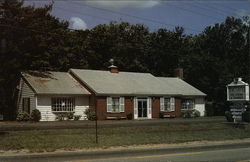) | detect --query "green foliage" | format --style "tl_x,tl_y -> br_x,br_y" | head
126,113 -> 133,120
55,112 -> 74,121
73,115 -> 82,121
67,112 -> 74,120
225,111 -> 233,122
159,112 -> 164,118
181,109 -> 200,118
31,109 -> 41,122
242,110 -> 250,122
16,112 -> 30,121
84,108 -> 96,120
0,1 -> 249,119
